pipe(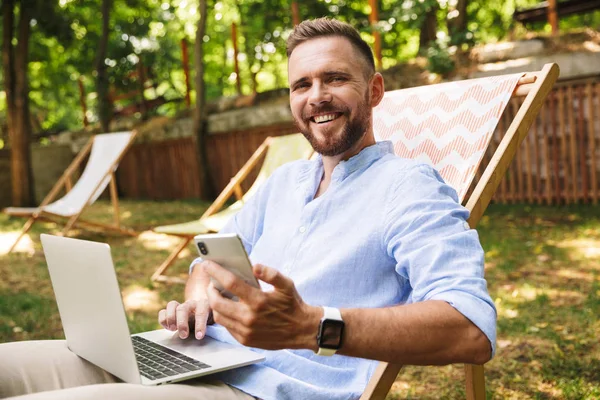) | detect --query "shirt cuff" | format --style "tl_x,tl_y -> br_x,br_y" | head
431,290 -> 497,357
189,257 -> 204,275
